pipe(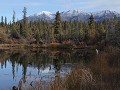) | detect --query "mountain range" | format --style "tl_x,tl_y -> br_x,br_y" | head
27,10 -> 120,22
